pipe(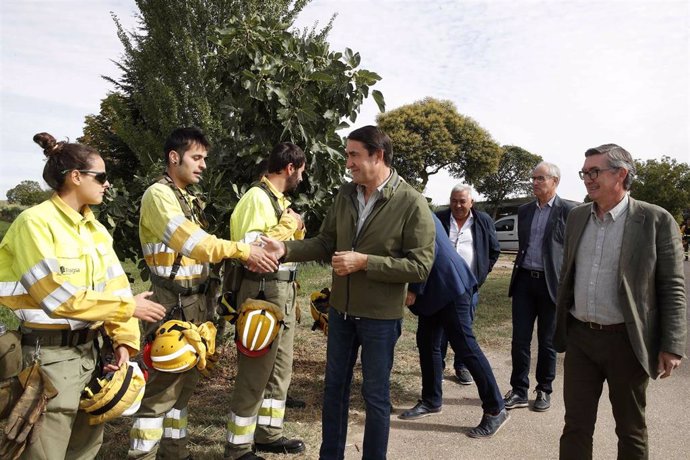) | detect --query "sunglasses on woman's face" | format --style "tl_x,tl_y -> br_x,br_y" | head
77,170 -> 108,184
